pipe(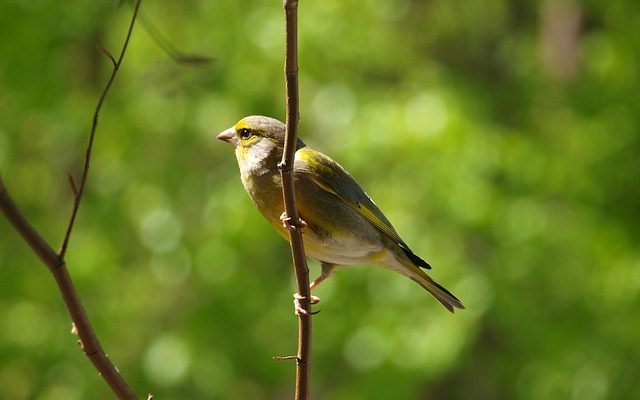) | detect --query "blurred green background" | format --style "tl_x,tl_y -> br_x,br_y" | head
1,0 -> 639,399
